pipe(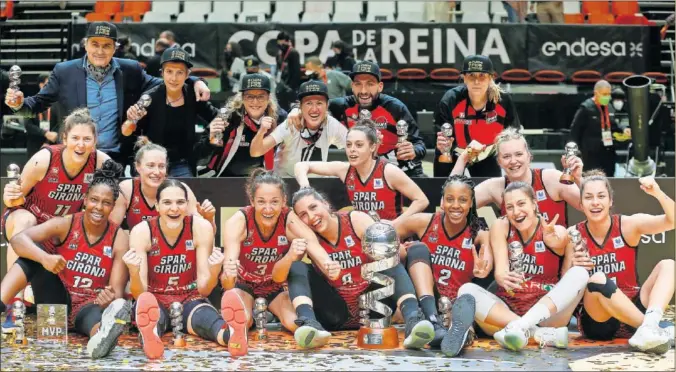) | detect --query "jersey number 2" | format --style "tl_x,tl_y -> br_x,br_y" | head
438,269 -> 451,286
